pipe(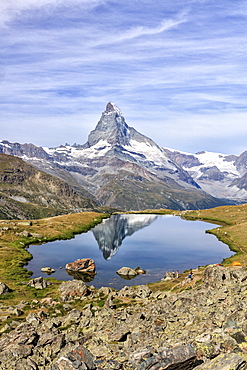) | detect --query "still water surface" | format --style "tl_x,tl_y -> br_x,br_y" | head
27,214 -> 234,289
